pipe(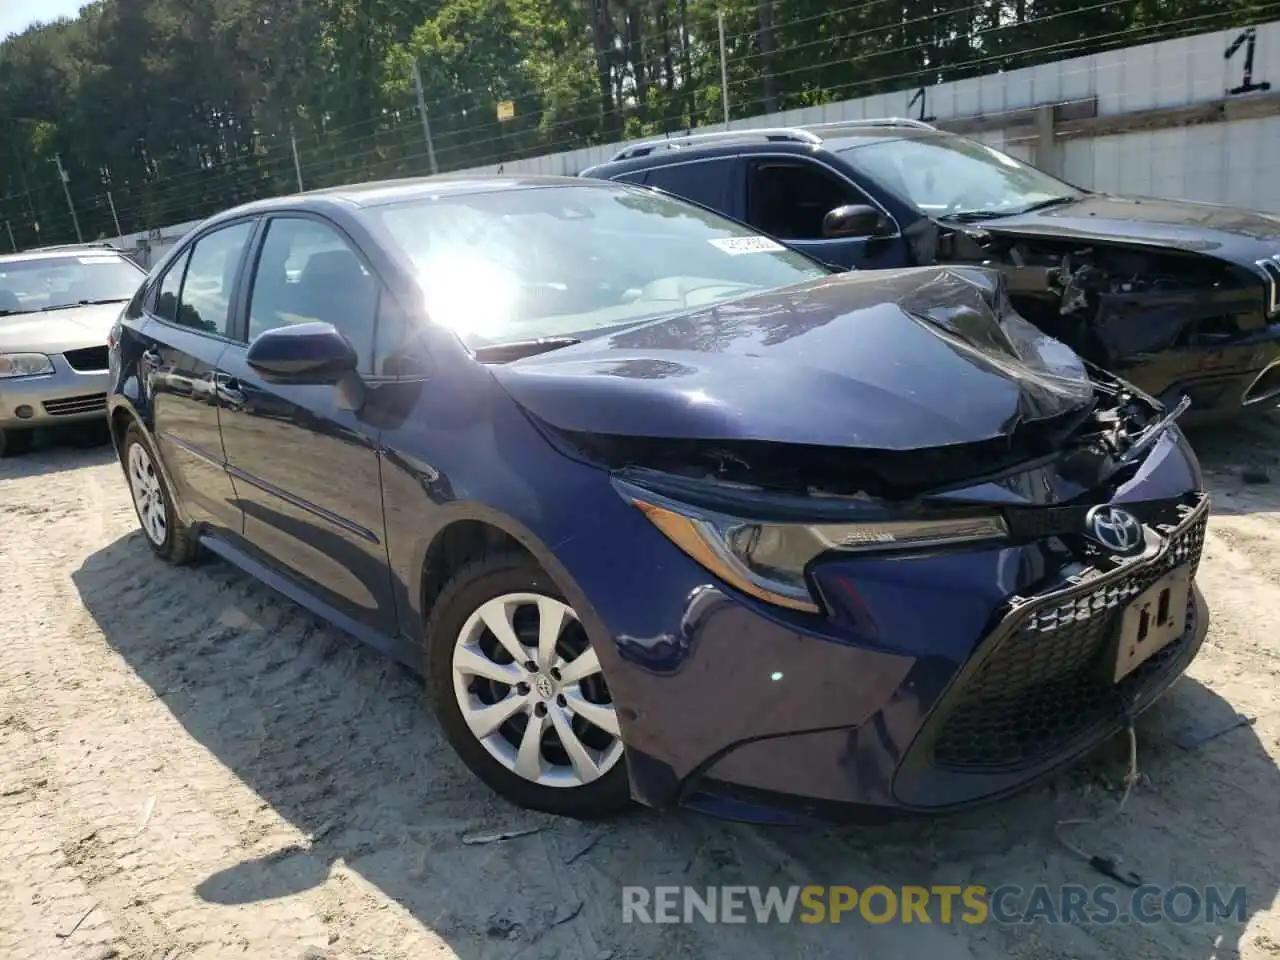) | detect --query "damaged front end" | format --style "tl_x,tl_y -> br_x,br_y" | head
530,354 -> 1185,617
579,356 -> 1204,817
534,279 -> 1177,511
472,261 -> 1210,817
492,263 -> 1198,620
910,218 -> 1276,416
550,363 -> 1166,504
